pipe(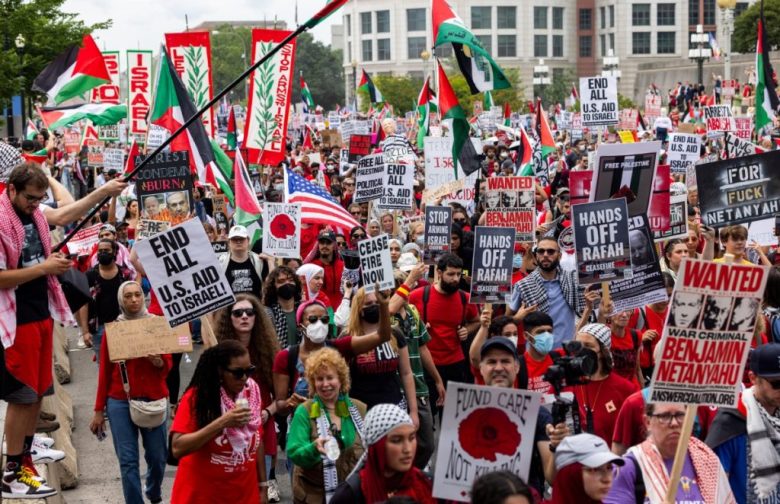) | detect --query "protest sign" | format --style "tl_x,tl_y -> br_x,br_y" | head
748,218 -> 776,246
381,134 -> 416,165
610,214 -> 669,313
103,148 -> 124,172
433,382 -> 541,502
653,193 -> 688,242
570,113 -> 583,140
320,129 -> 342,148
734,116 -> 753,140
579,76 -> 618,127
619,109 -> 638,131
469,226 -> 514,304
136,219 -> 170,241
569,171 -> 593,206
68,224 -> 101,257
338,149 -> 352,176
724,132 -> 759,158
165,32 -> 215,137
358,234 -> 394,293
704,105 -> 736,135
212,241 -> 228,254
87,139 -> 104,167
348,133 -> 371,162
667,133 -> 700,175
135,150 -> 194,227
572,198 -> 631,285
617,130 -> 634,144
648,258 -> 769,407
591,141 -> 661,217
648,164 -> 671,234
135,218 -> 235,326
91,51 -> 120,104
484,177 -> 535,242
695,150 -> 780,227
327,111 -> 340,128
127,50 -> 153,137
354,153 -> 385,203
98,124 -> 120,142
339,120 -> 370,143
645,94 -> 662,125
63,131 -> 80,154
378,162 -> 415,210
423,136 -> 480,207
262,203 -> 301,258
424,206 -> 452,265
105,317 -> 192,362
